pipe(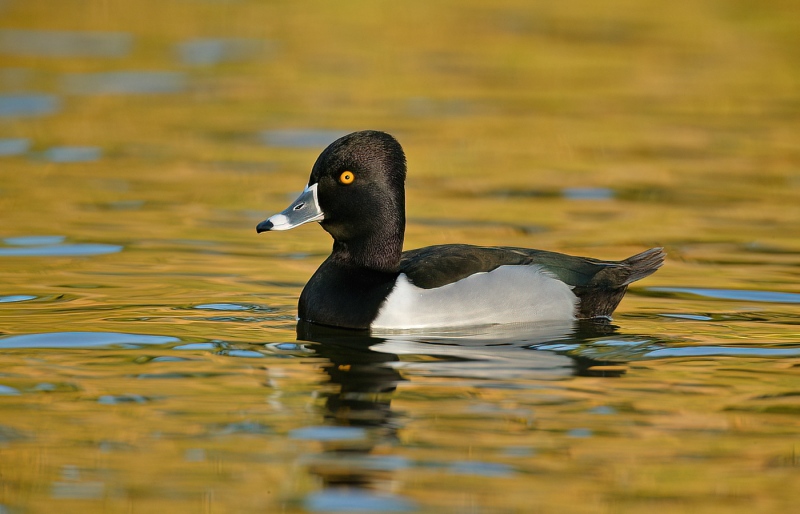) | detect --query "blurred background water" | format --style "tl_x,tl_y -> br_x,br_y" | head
1,0 -> 799,512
